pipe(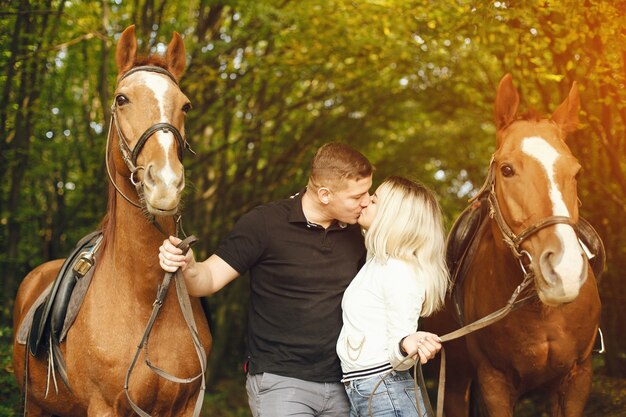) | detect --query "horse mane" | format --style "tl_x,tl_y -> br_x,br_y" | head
117,55 -> 169,79
98,152 -> 118,257
499,109 -> 548,131
135,55 -> 168,68
518,109 -> 545,122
